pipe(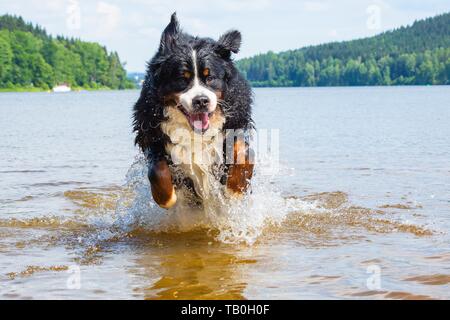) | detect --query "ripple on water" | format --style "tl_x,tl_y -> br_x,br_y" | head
109,156 -> 432,245
1,155 -> 433,251
350,290 -> 434,300
64,187 -> 120,211
7,265 -> 69,280
404,274 -> 450,286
